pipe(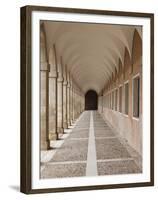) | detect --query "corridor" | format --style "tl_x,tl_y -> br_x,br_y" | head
40,20 -> 143,179
41,111 -> 141,178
